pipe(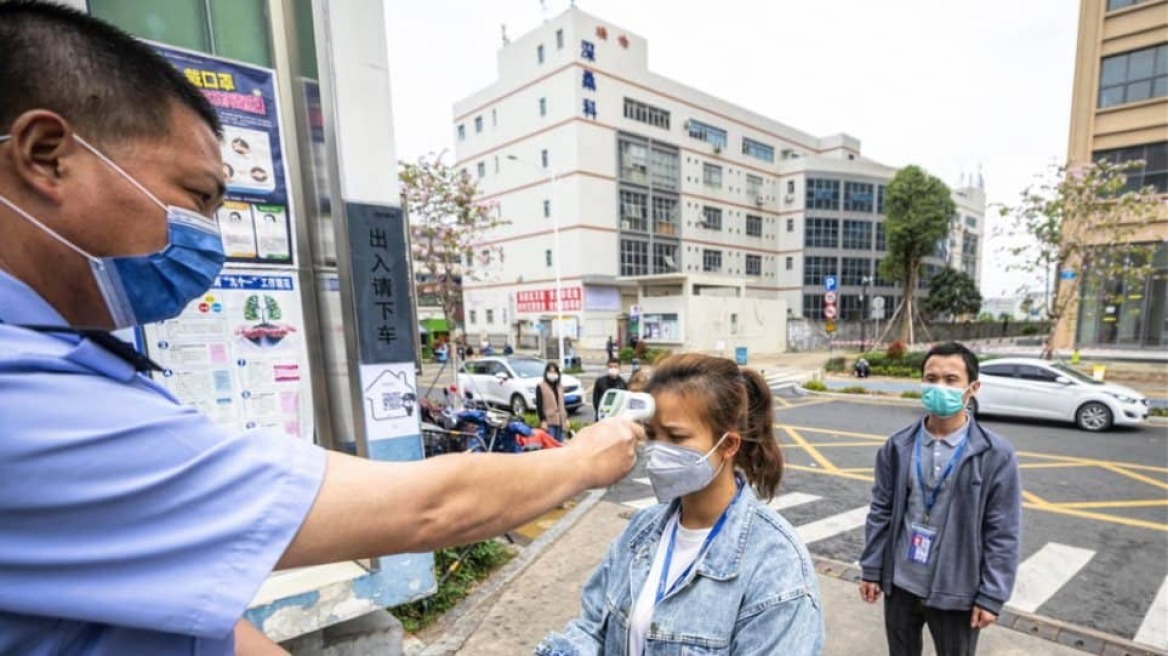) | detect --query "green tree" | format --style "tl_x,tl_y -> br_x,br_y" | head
997,159 -> 1162,358
924,268 -> 983,321
400,153 -> 509,336
879,165 -> 956,343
